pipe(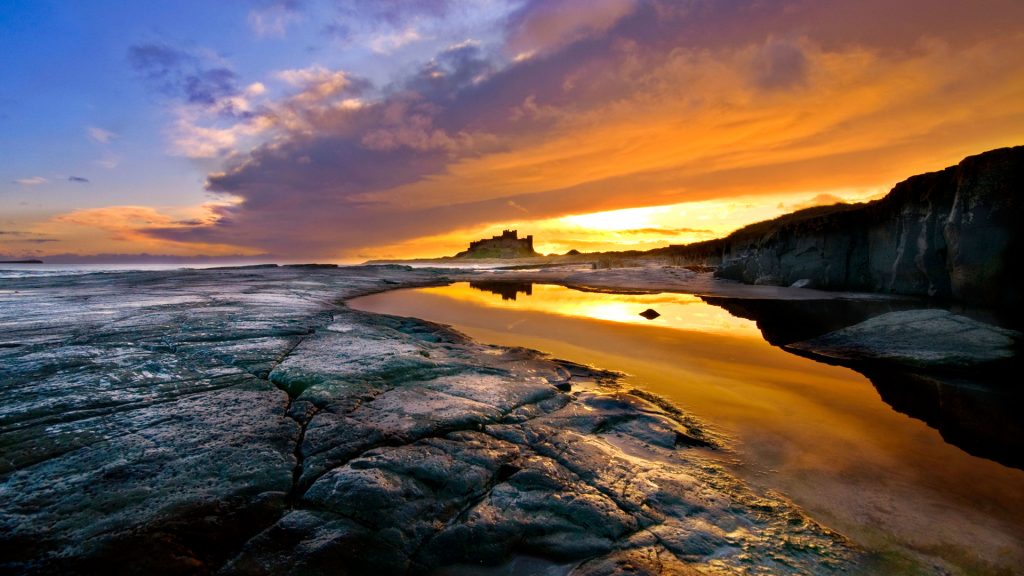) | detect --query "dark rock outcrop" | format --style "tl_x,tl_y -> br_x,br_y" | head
700,296 -> 1024,470
782,308 -> 1024,469
786,309 -> 1021,368
664,146 -> 1024,322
